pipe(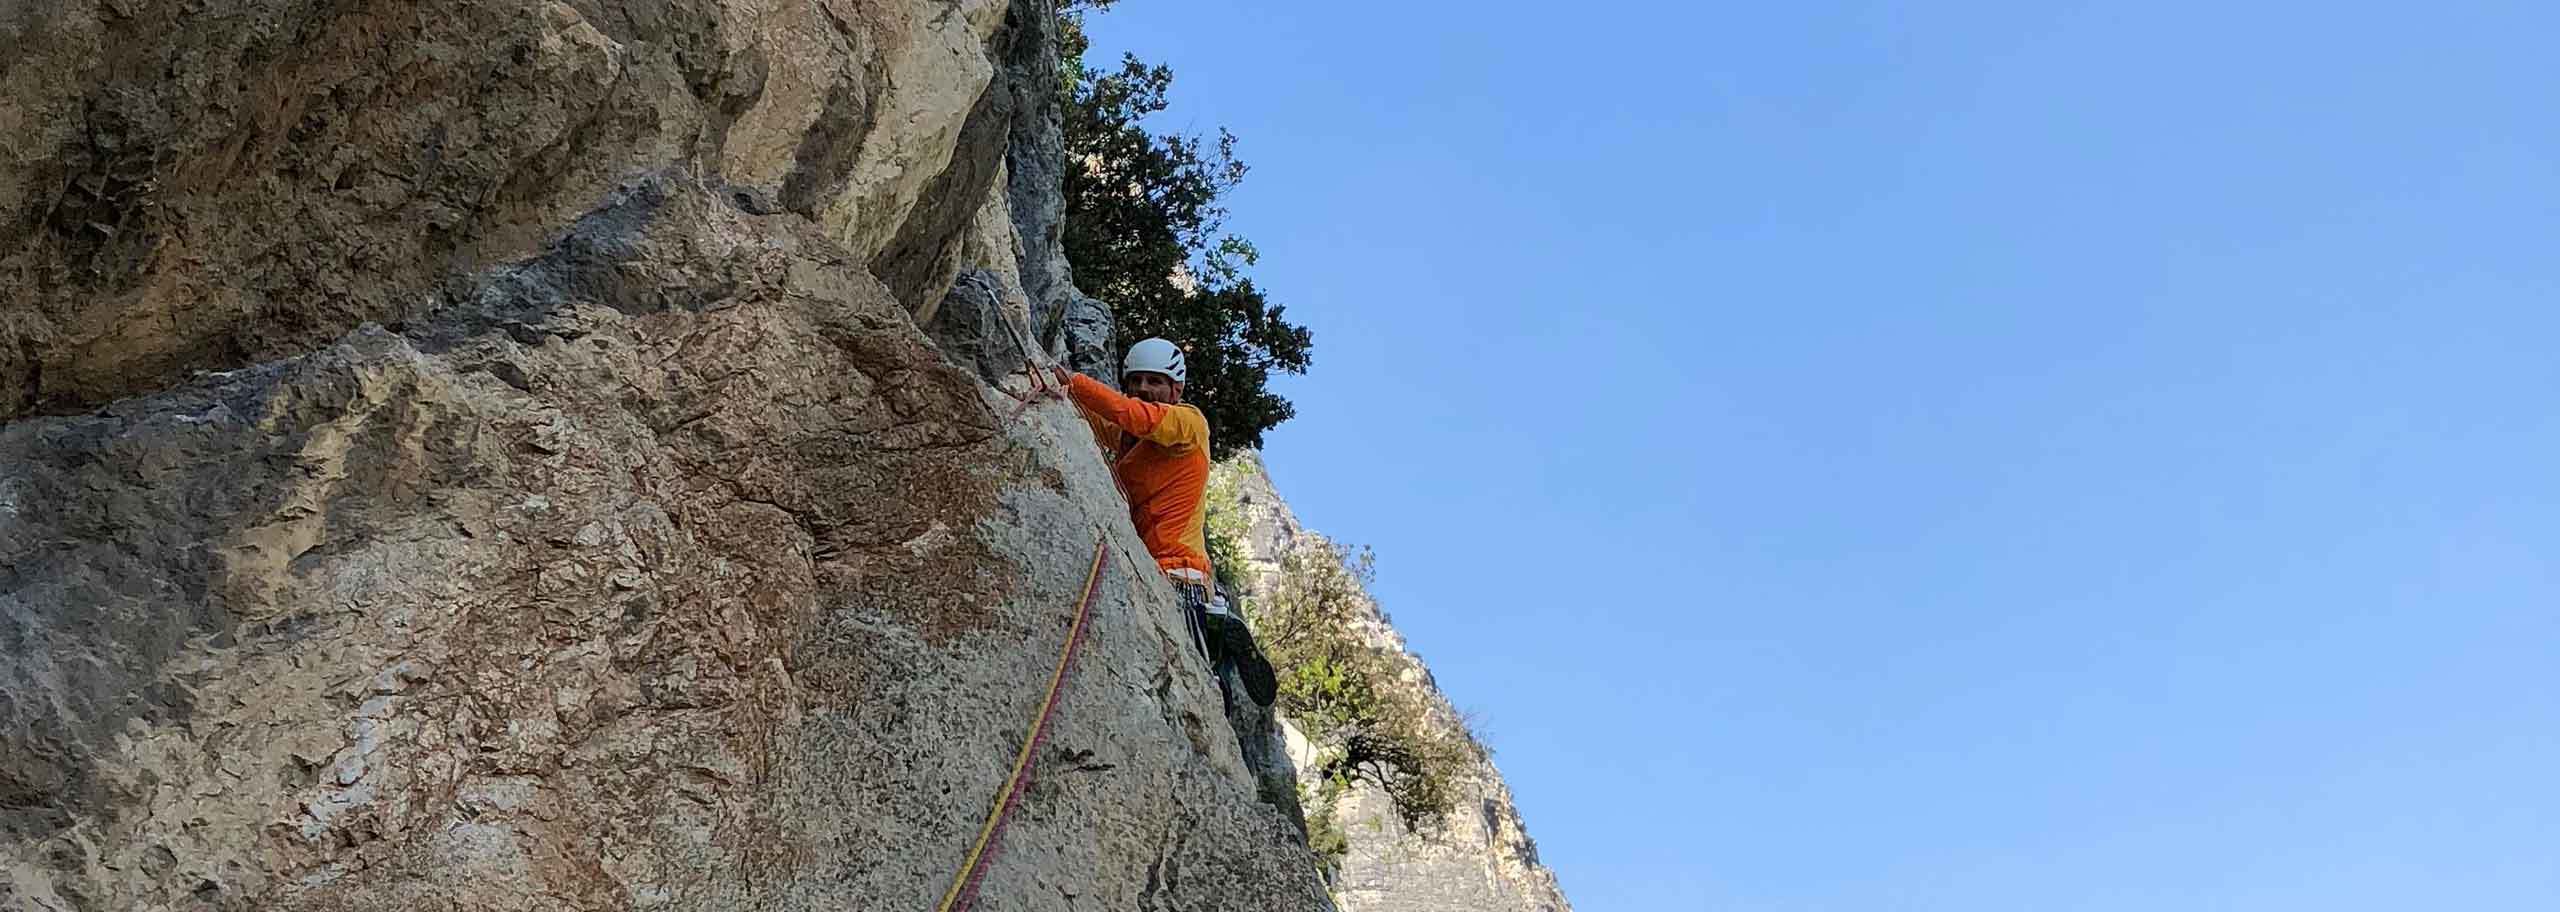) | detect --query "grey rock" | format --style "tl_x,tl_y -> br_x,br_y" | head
1218,656 -> 1311,843
991,0 -> 1079,344
1,177 -> 1333,912
1062,292 -> 1120,385
0,0 -> 1336,907
0,0 -> 1017,420
974,0 -> 1115,373
926,268 -> 1034,386
862,2 -> 1022,312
